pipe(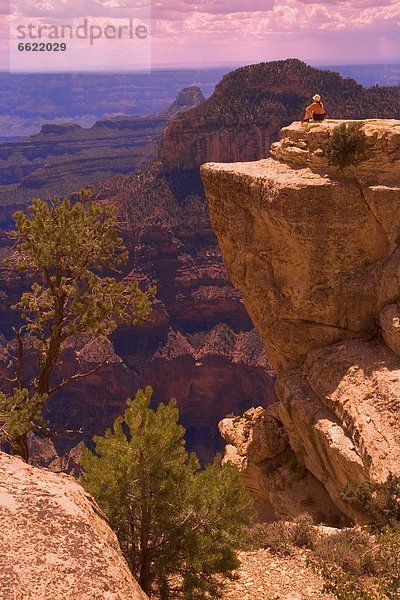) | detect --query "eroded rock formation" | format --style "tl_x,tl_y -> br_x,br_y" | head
159,60 -> 400,175
0,86 -> 205,208
0,451 -> 148,600
0,158 -> 278,466
201,119 -> 400,522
